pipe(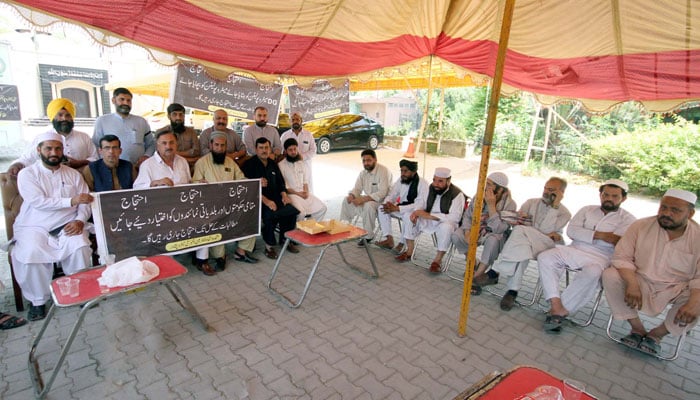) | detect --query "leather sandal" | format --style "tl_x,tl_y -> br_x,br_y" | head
395,252 -> 411,262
